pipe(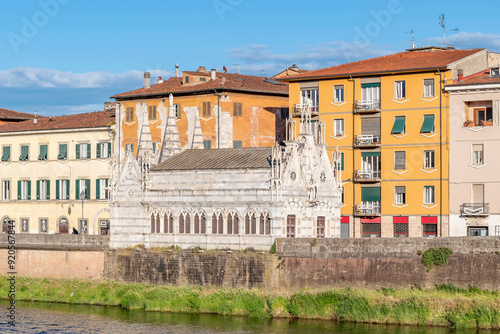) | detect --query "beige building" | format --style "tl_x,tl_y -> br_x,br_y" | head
0,111 -> 115,235
446,66 -> 500,236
